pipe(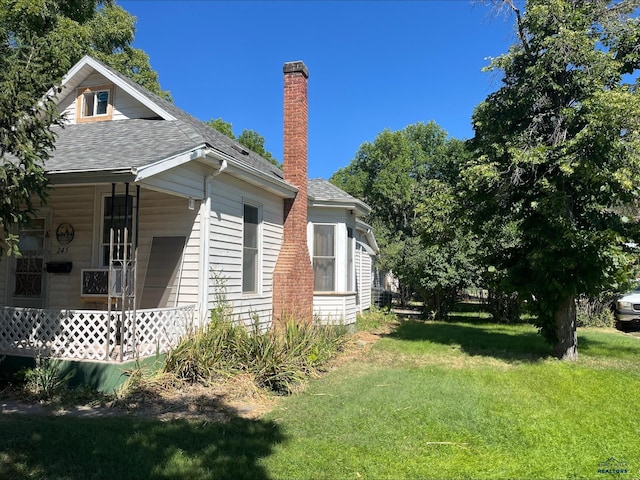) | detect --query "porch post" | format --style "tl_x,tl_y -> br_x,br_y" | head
132,185 -> 140,355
